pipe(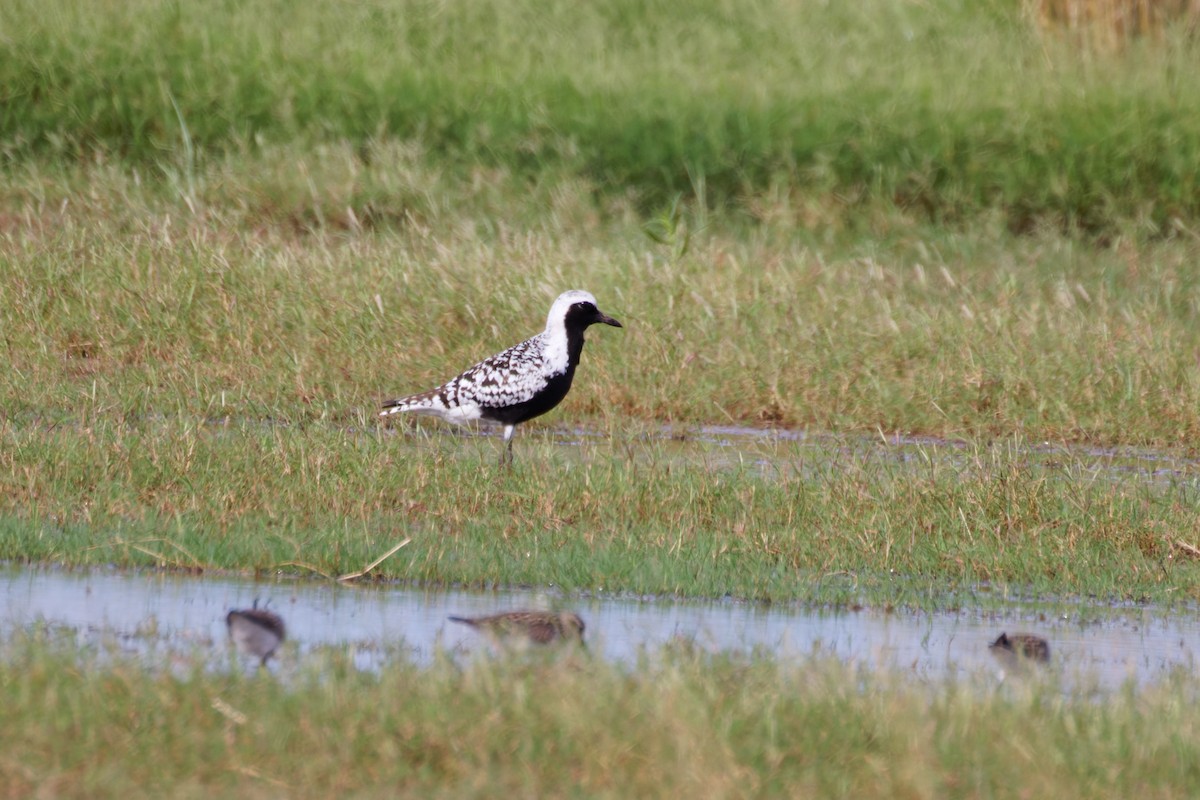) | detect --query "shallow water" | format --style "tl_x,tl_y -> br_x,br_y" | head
383,420 -> 1200,488
3,566 -> 1197,690
655,425 -> 1200,485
